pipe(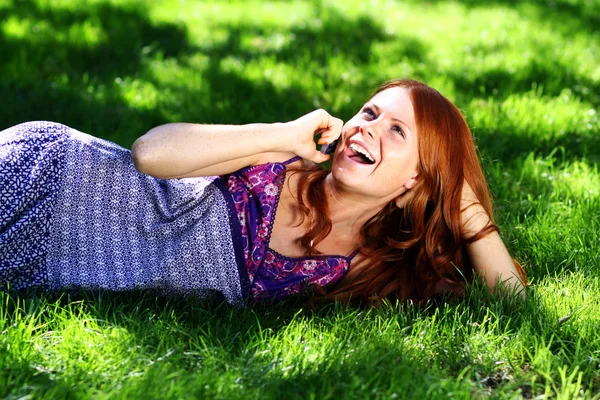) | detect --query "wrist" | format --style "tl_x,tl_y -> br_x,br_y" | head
243,122 -> 292,154
274,120 -> 302,154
